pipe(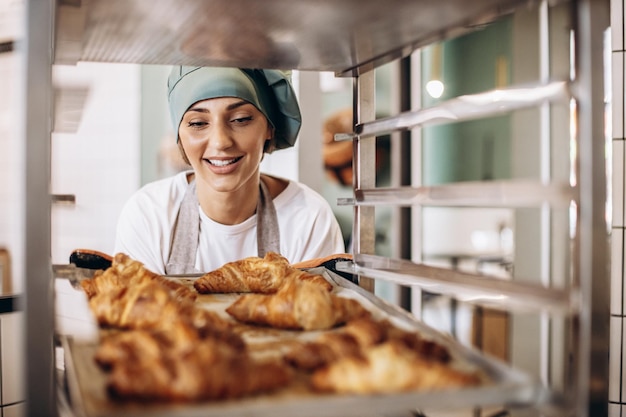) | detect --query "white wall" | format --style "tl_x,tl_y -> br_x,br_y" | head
0,0 -> 23,294
0,2 -> 26,414
50,62 -> 141,263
